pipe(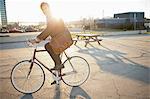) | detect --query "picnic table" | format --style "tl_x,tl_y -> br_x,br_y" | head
74,34 -> 102,47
